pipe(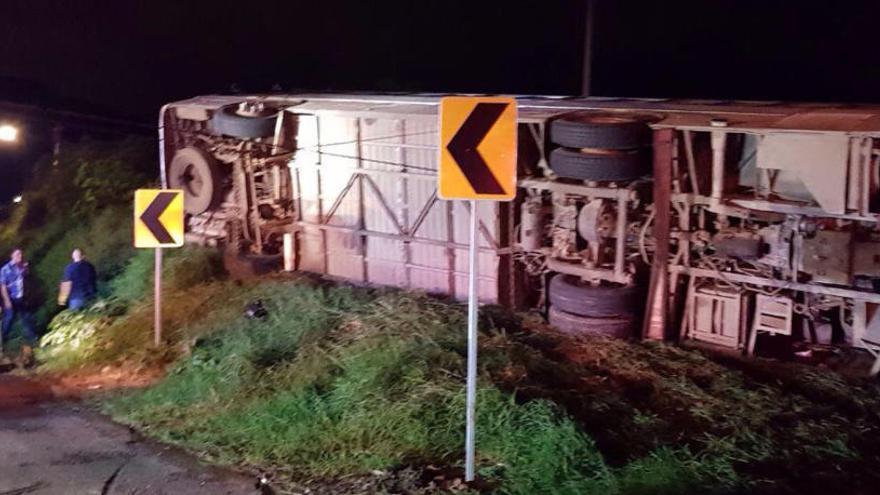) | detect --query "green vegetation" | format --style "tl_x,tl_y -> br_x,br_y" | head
99,281 -> 736,494
0,137 -> 155,329
74,269 -> 880,495
41,258 -> 874,494
6,137 -> 880,494
36,247 -> 227,370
